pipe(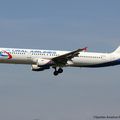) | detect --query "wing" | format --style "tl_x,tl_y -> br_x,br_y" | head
52,47 -> 87,65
